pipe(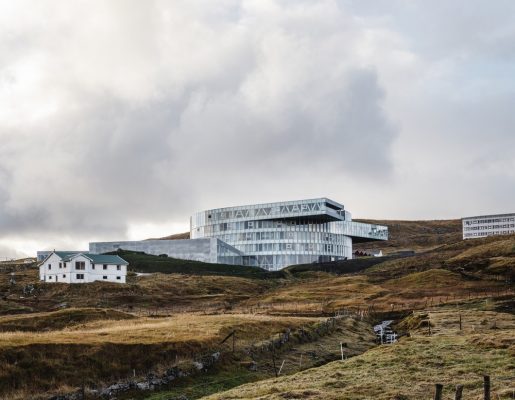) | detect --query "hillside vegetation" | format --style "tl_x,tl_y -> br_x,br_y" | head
354,218 -> 462,253
203,306 -> 515,400
0,222 -> 513,399
109,250 -> 284,279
